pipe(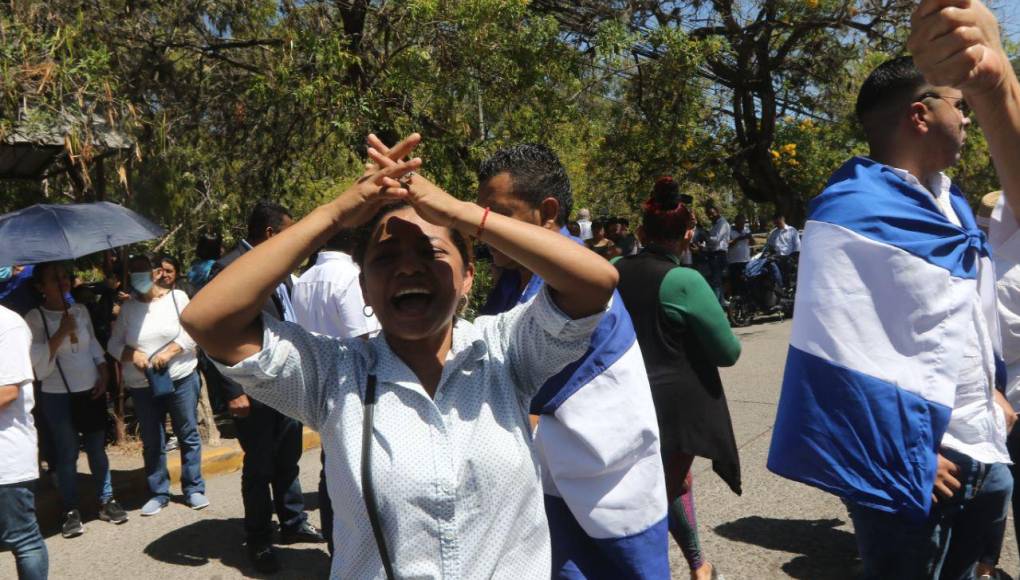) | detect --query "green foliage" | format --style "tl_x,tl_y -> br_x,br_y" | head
0,0 -> 1015,271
